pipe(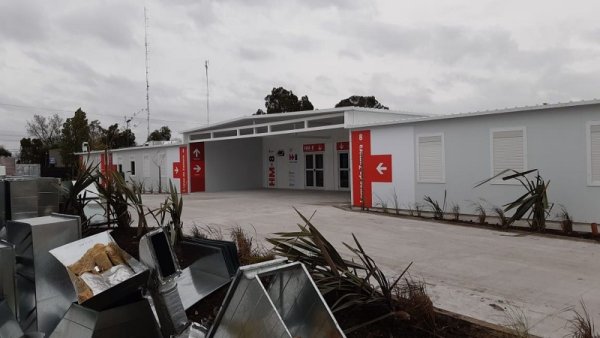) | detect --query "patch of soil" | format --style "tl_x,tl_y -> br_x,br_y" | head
346,206 -> 600,243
